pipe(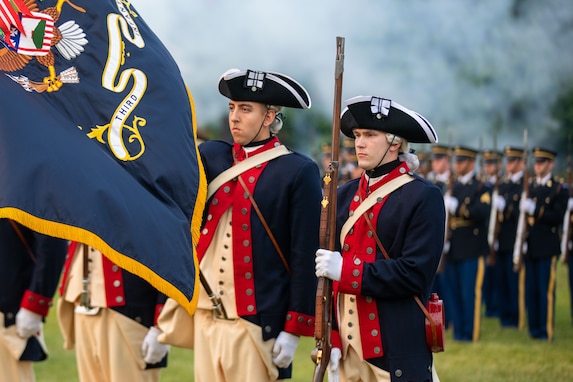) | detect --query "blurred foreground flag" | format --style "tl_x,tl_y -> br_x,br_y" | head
0,0 -> 206,315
